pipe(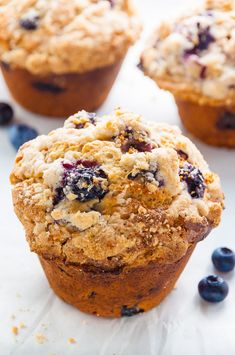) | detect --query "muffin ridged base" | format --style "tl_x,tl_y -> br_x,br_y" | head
39,245 -> 195,318
176,98 -> 235,148
1,59 -> 124,118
